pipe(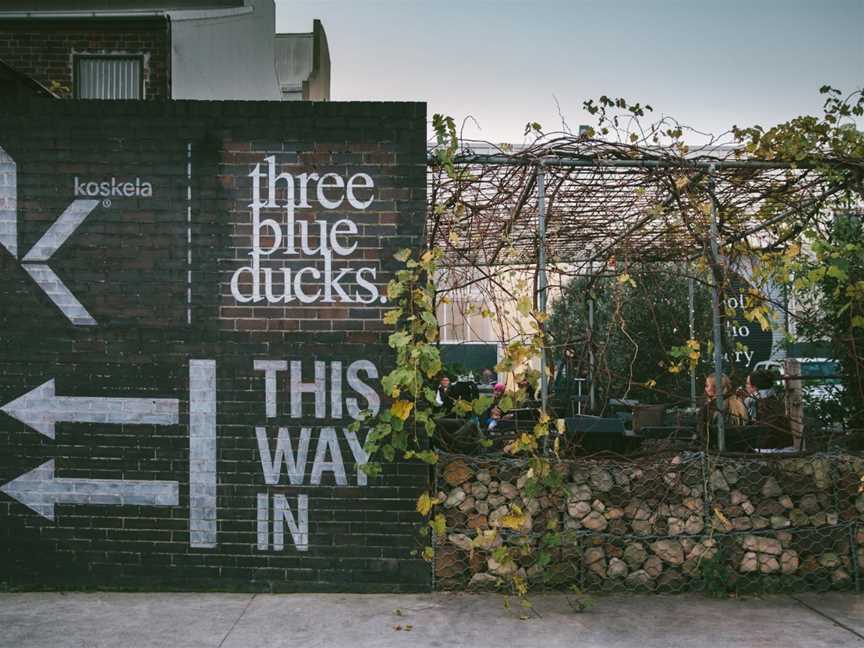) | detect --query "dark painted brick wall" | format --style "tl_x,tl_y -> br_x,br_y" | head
0,19 -> 170,99
0,99 -> 429,592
